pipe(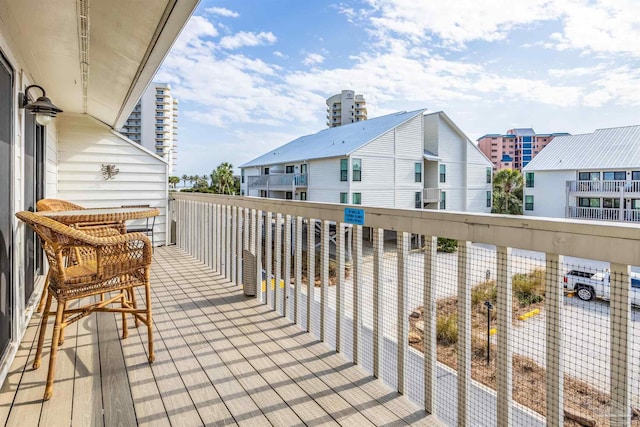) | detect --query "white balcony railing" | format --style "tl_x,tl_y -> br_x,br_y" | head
568,206 -> 640,222
567,180 -> 640,193
172,193 -> 640,426
423,187 -> 440,203
247,173 -> 307,189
